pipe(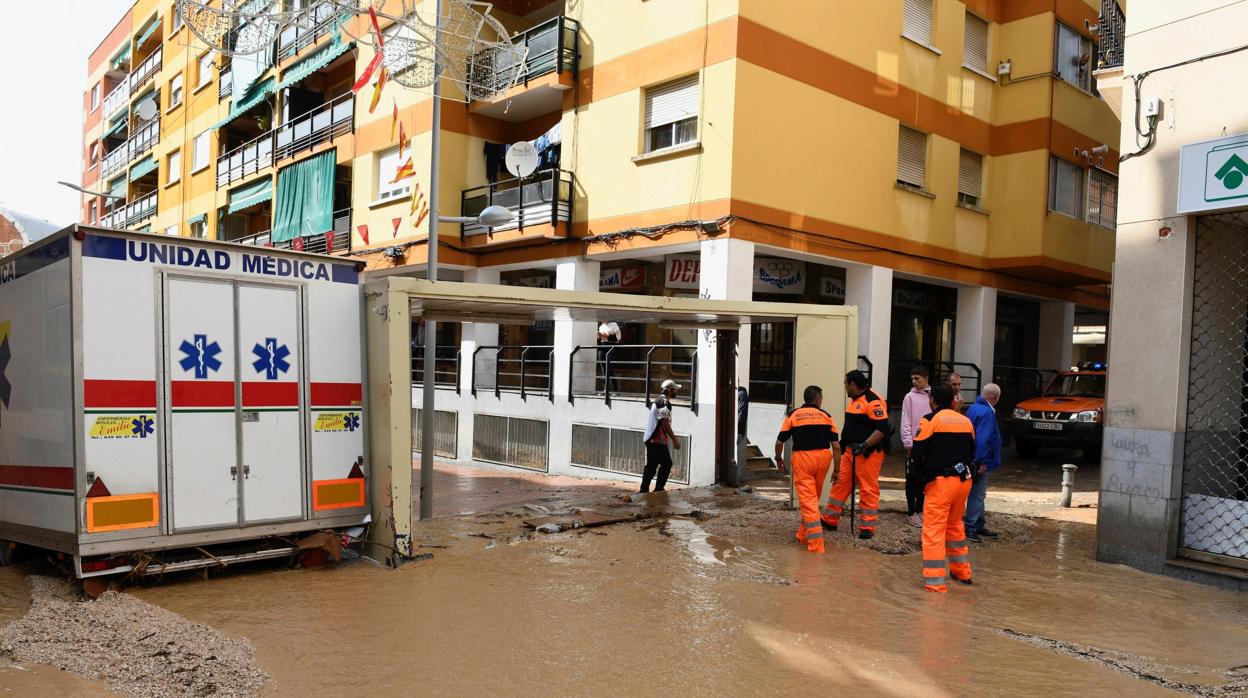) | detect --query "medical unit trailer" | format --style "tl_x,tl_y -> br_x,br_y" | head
0,227 -> 369,577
